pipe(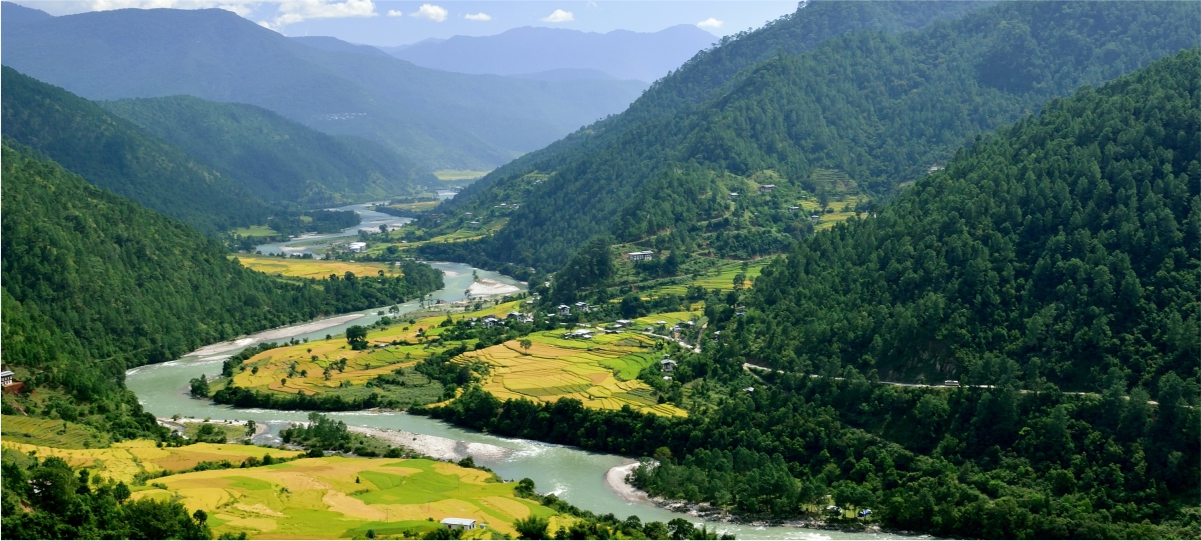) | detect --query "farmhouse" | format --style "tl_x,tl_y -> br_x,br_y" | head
728,192 -> 739,198
660,359 -> 677,373
440,518 -> 477,531
347,242 -> 367,253
759,184 -> 775,192
810,214 -> 822,223
626,250 -> 654,262
558,304 -> 571,316
1,369 -> 13,387
788,206 -> 800,212
574,301 -> 592,313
